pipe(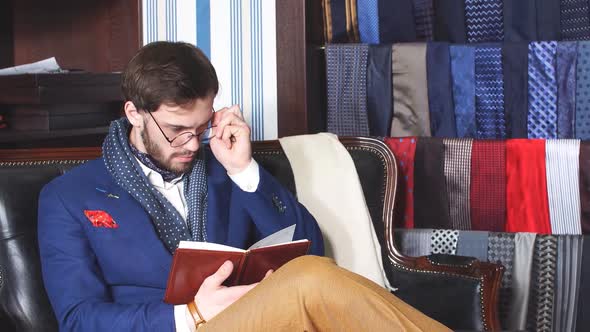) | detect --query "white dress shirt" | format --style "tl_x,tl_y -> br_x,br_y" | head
135,157 -> 260,332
